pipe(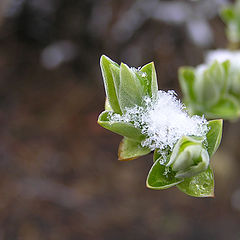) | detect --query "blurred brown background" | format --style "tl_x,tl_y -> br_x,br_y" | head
0,0 -> 240,239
